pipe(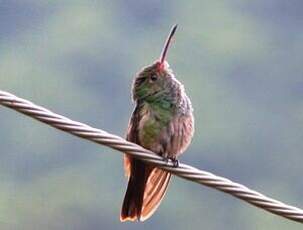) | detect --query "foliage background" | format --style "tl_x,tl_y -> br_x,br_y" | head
0,0 -> 303,229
